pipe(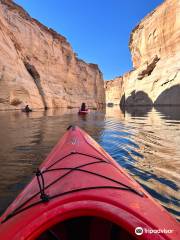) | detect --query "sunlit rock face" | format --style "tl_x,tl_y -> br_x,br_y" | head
106,0 -> 180,106
0,0 -> 105,110
105,77 -> 124,105
129,0 -> 179,69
